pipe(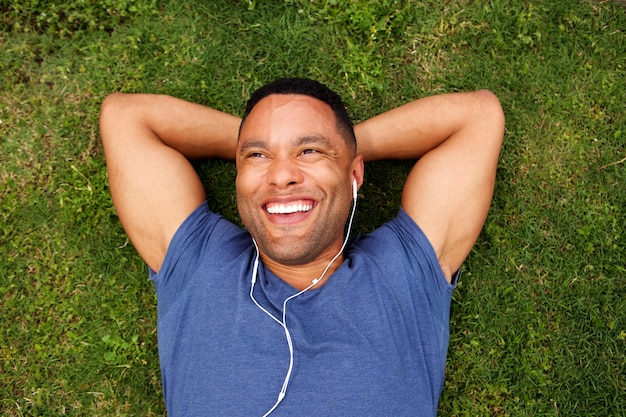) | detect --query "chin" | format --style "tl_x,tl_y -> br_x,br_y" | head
259,237 -> 322,266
